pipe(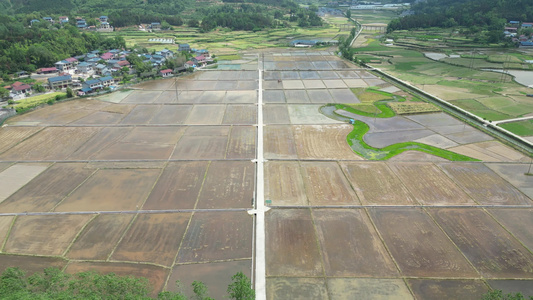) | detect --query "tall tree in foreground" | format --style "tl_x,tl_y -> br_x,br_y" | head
227,272 -> 255,300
